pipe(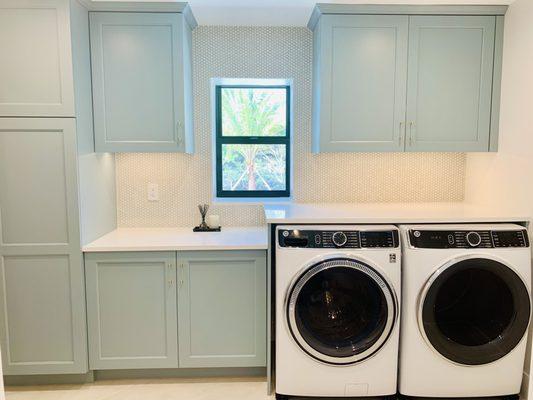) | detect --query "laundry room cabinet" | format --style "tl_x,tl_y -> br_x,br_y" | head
89,9 -> 196,153
0,118 -> 87,375
309,5 -> 506,153
405,16 -> 496,152
84,250 -> 267,370
85,252 -> 179,369
177,251 -> 267,368
0,0 -> 75,117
